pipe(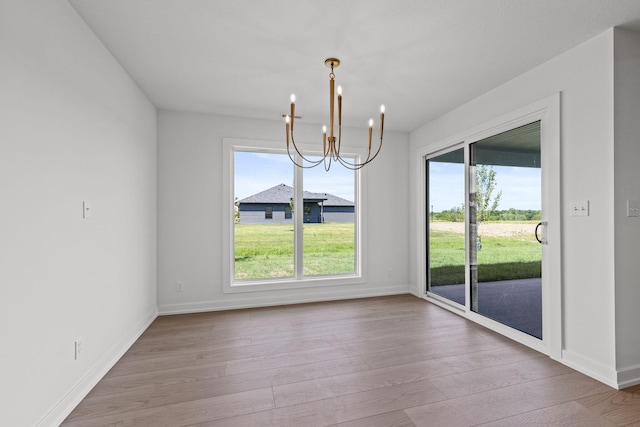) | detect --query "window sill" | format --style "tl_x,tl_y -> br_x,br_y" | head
223,274 -> 366,294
